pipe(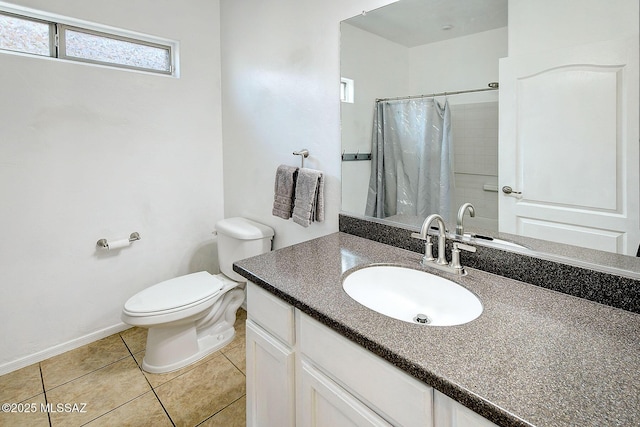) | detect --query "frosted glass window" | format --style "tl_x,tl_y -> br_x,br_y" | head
0,8 -> 176,76
62,28 -> 171,73
0,13 -> 52,56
